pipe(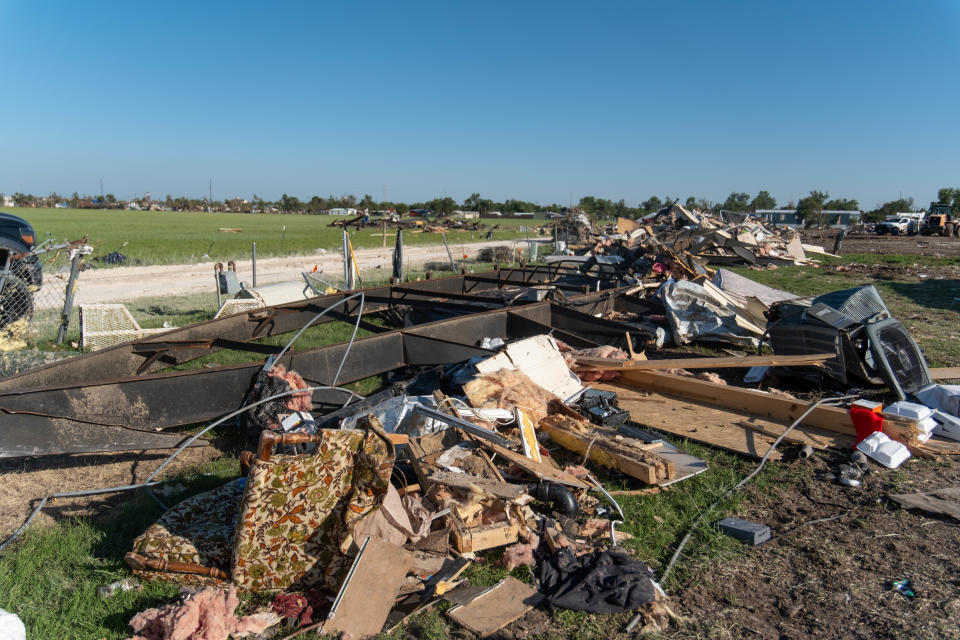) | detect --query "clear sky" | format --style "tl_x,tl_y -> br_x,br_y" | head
1,0 -> 957,209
